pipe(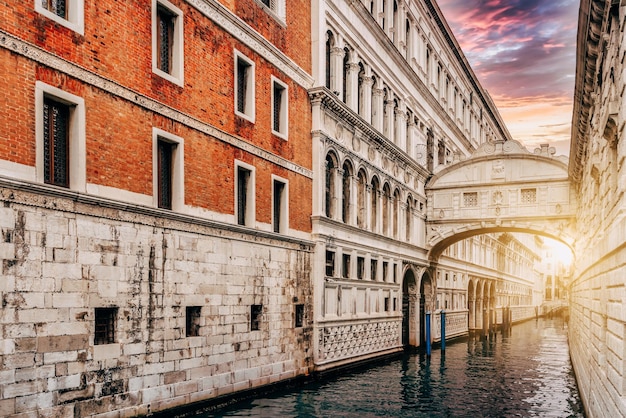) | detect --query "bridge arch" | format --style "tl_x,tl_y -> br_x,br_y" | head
425,140 -> 576,261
